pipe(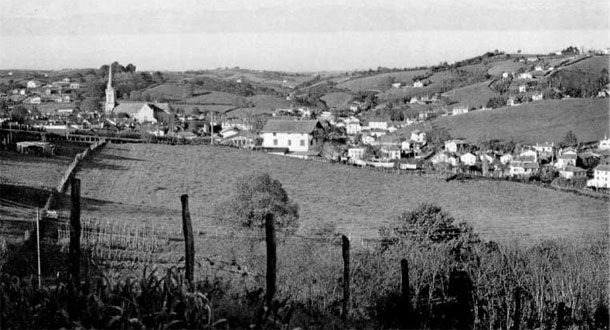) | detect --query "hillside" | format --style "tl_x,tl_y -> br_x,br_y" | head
441,80 -> 499,108
183,91 -> 247,106
246,94 -> 291,109
320,92 -> 353,109
336,70 -> 429,92
76,143 -> 608,243
399,98 -> 608,144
